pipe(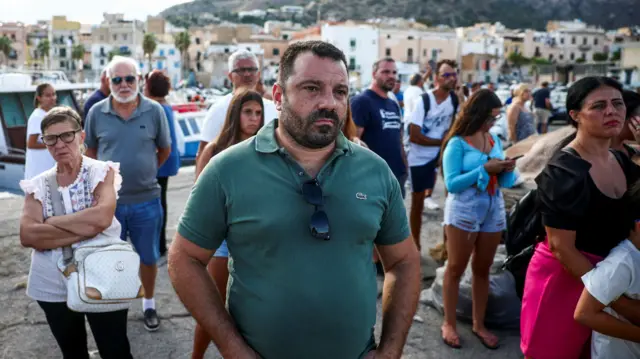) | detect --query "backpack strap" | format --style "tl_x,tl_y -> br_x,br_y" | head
449,90 -> 459,116
420,92 -> 431,117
